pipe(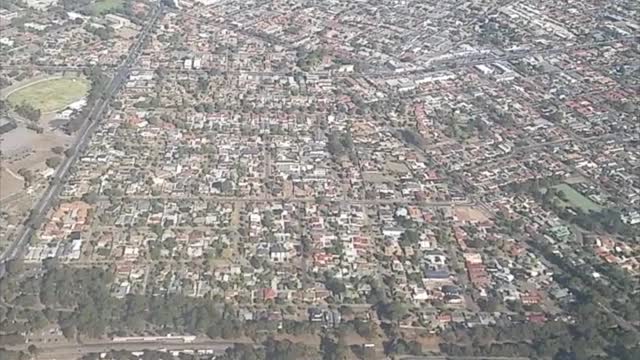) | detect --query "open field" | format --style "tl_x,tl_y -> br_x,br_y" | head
362,171 -> 394,183
90,0 -> 124,15
1,124 -> 72,248
6,77 -> 90,113
385,161 -> 411,174
455,206 -> 490,222
1,126 -> 72,169
553,183 -> 602,212
0,168 -> 23,201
